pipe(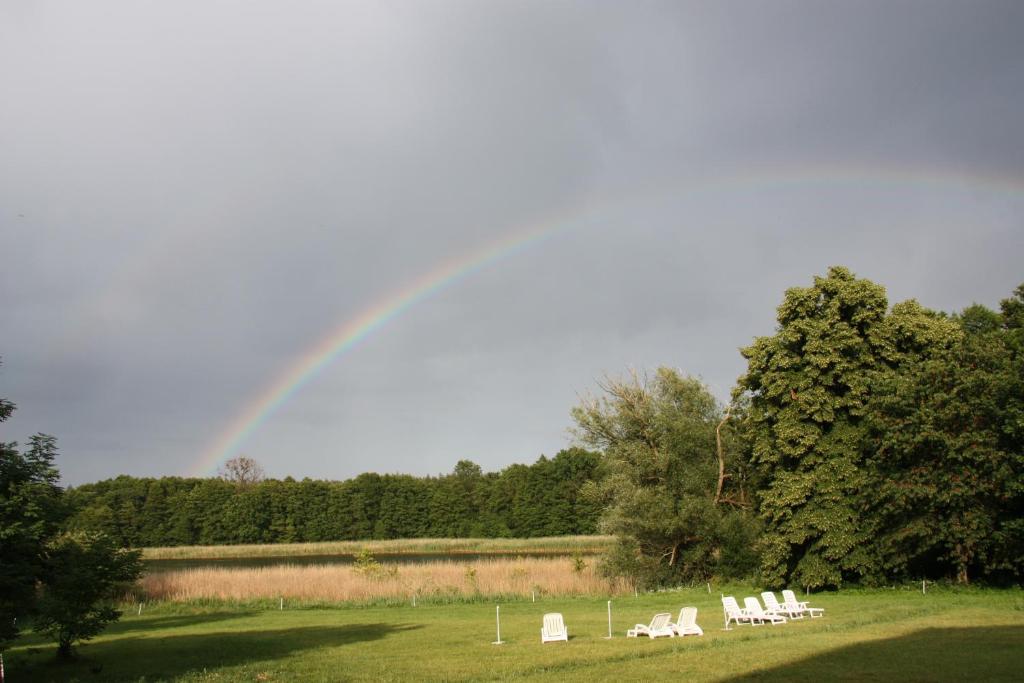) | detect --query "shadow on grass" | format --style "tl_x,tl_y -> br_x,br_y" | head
9,621 -> 423,682
106,611 -> 255,634
731,625 -> 1024,682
